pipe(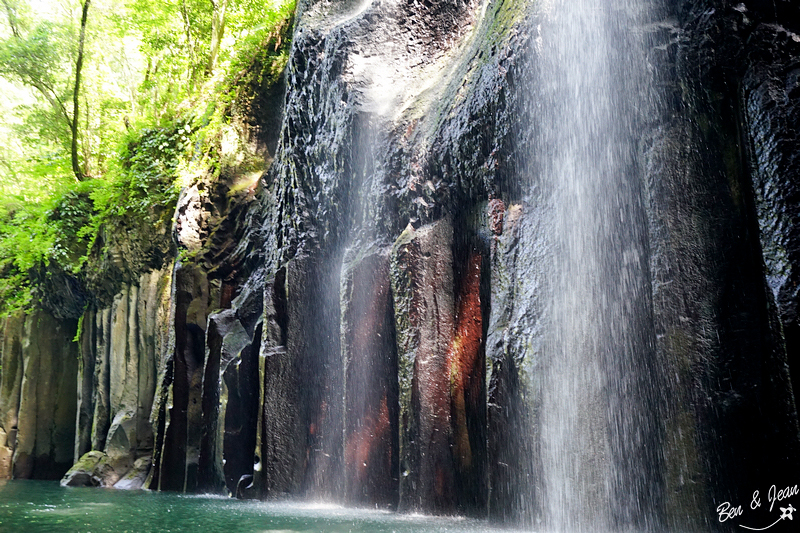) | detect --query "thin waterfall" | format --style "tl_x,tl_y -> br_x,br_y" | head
530,0 -> 661,530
